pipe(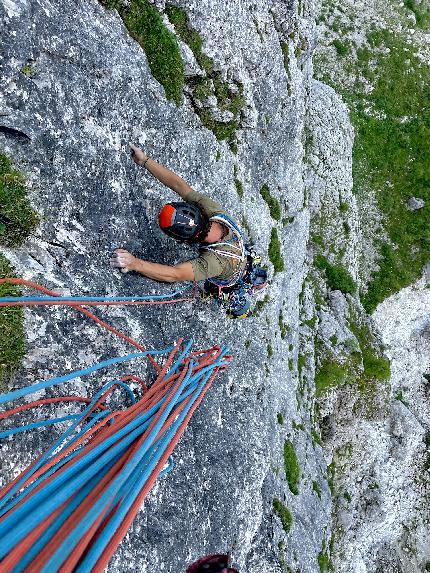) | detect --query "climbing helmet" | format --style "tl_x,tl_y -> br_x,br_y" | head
159,202 -> 210,243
